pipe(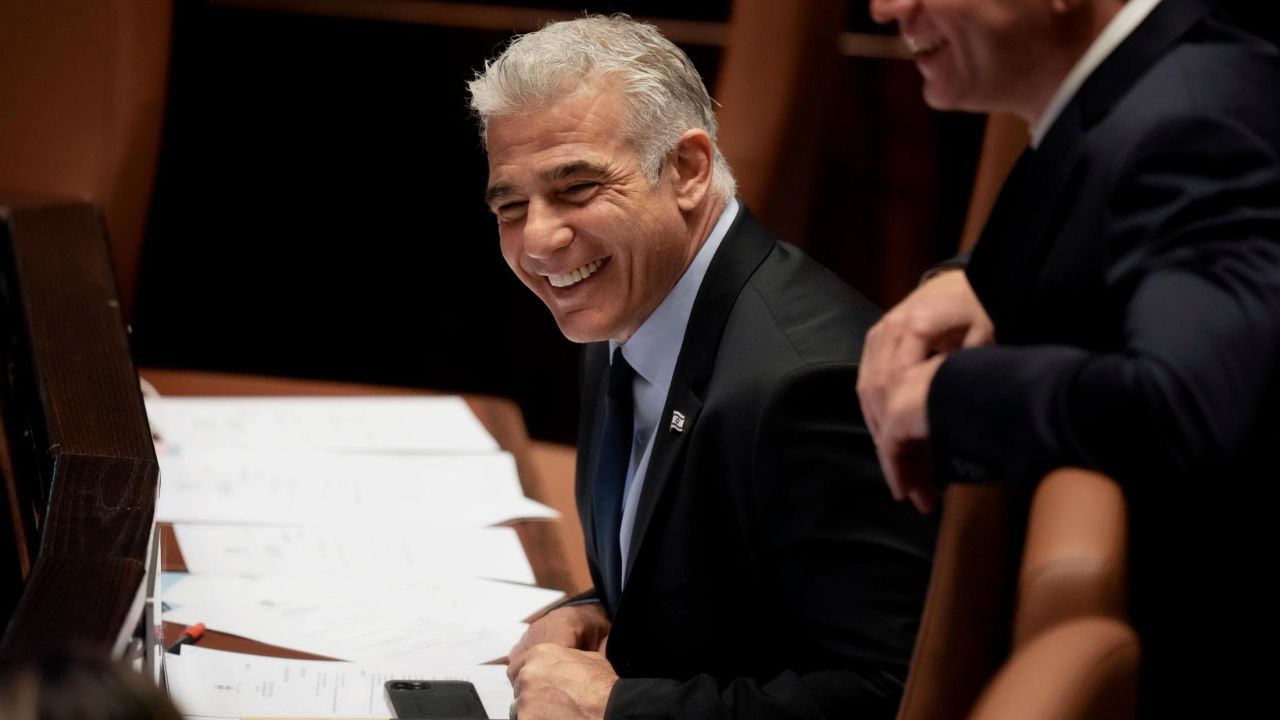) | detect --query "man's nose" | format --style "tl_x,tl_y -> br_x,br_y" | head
869,0 -> 914,24
523,200 -> 573,259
